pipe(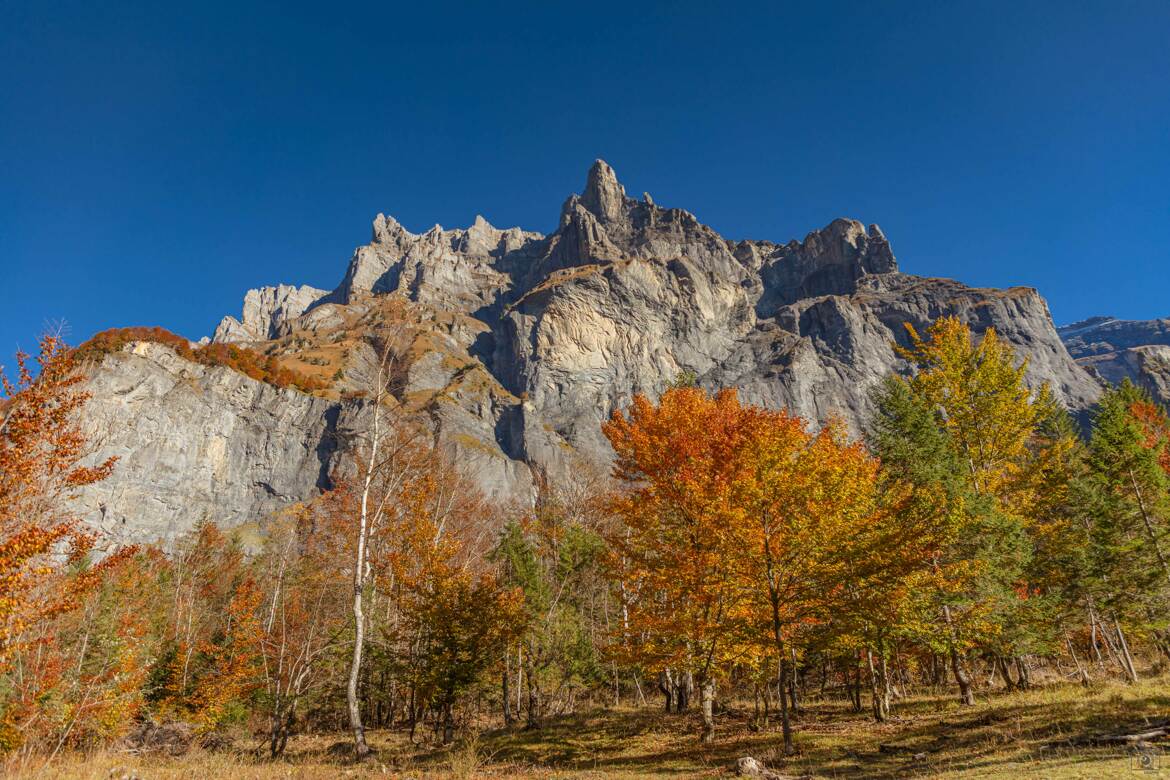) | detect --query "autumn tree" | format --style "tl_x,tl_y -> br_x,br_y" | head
148,521 -> 262,730
604,387 -> 756,743
343,341 -> 431,759
0,335 -> 124,753
365,447 -> 526,743
0,336 -> 116,663
735,414 -> 930,742
254,491 -> 353,757
870,317 -> 1056,704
